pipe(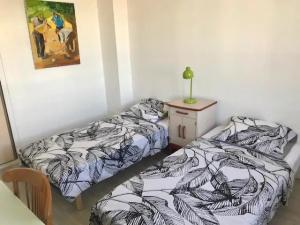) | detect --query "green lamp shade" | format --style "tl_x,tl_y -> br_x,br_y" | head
183,67 -> 194,79
182,66 -> 197,104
